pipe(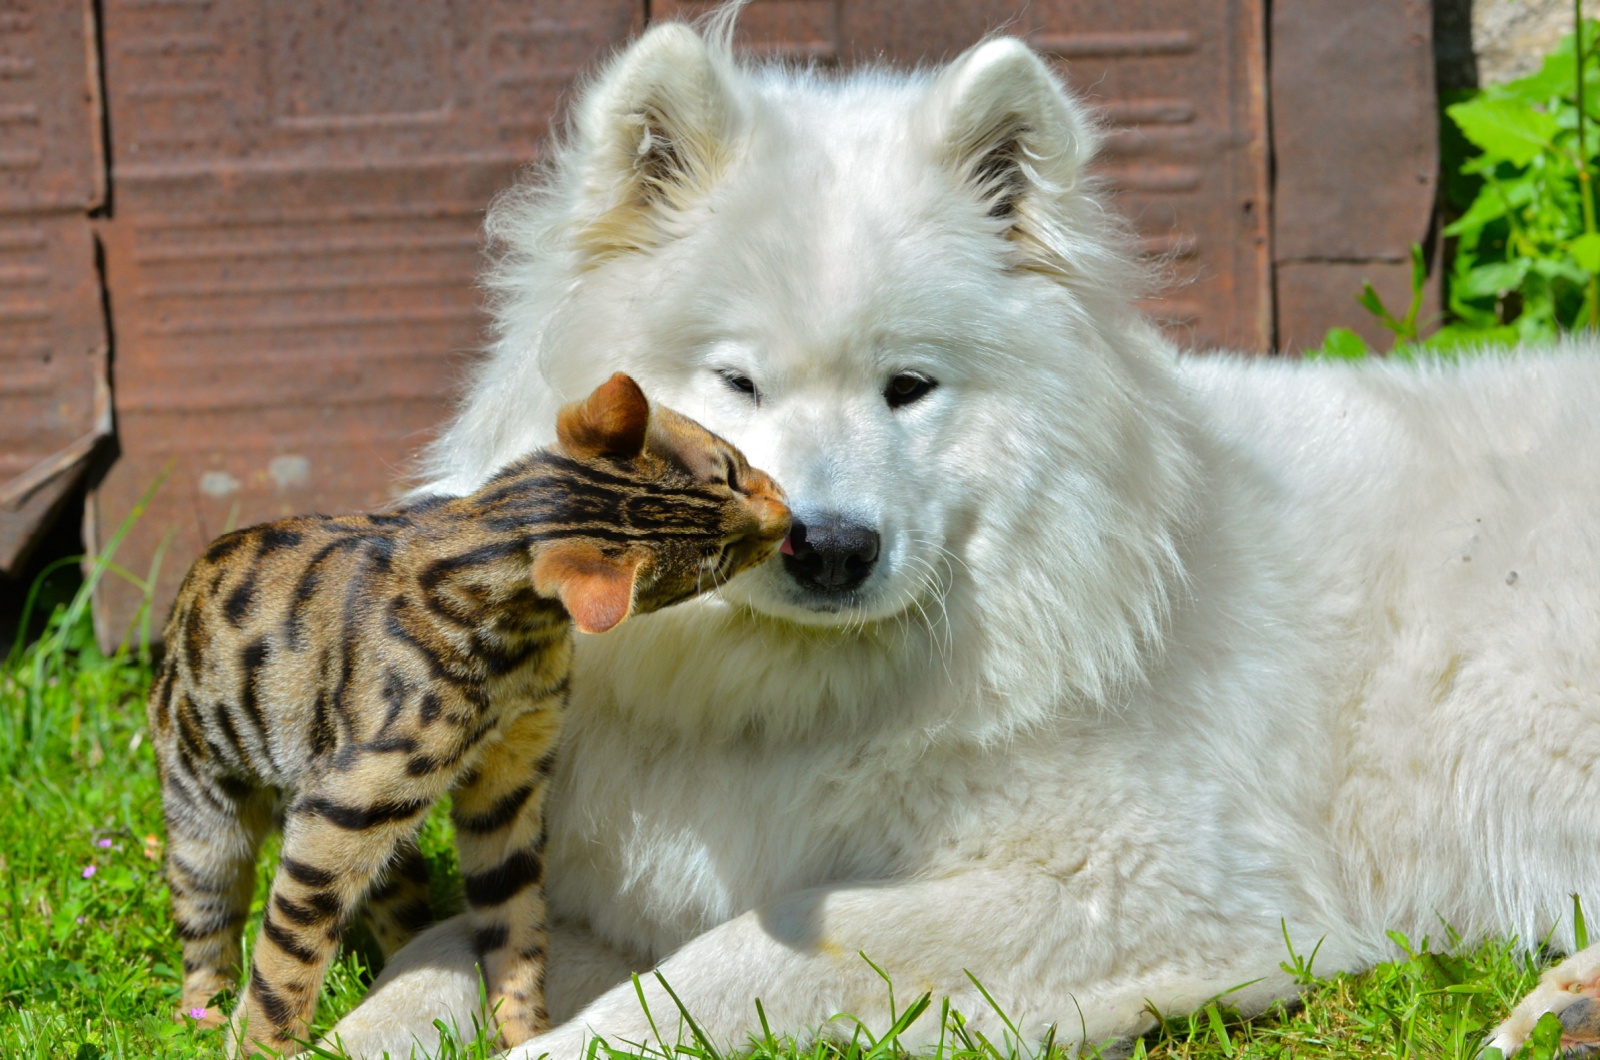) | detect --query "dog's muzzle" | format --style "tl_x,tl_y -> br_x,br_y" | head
781,511 -> 880,596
